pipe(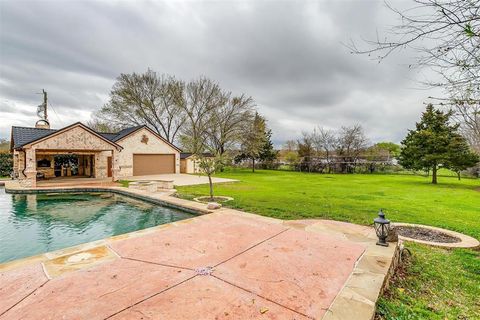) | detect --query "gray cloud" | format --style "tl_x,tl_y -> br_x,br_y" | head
0,0 -> 439,145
